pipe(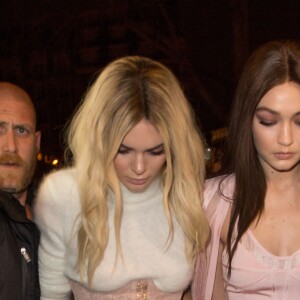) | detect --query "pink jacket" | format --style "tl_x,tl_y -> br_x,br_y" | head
192,175 -> 234,300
